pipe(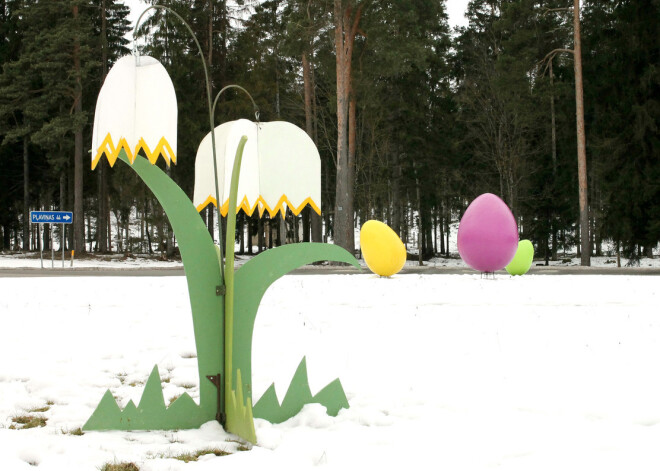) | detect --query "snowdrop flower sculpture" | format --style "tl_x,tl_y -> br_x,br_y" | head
193,119 -> 321,217
82,6 -> 358,445
193,116 -> 349,441
91,55 -> 177,169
